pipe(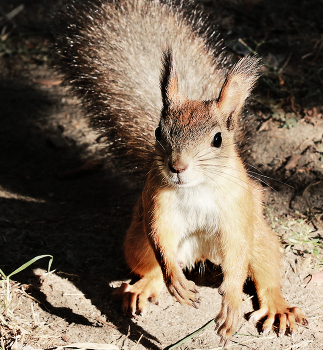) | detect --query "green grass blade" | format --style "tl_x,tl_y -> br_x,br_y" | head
166,318 -> 215,350
7,255 -> 53,279
0,268 -> 7,280
47,255 -> 53,272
